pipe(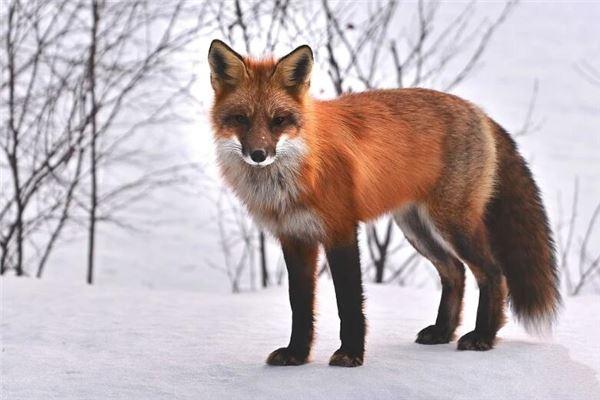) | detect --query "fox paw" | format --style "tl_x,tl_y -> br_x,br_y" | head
329,349 -> 363,367
457,331 -> 495,351
266,347 -> 308,366
415,325 -> 453,345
